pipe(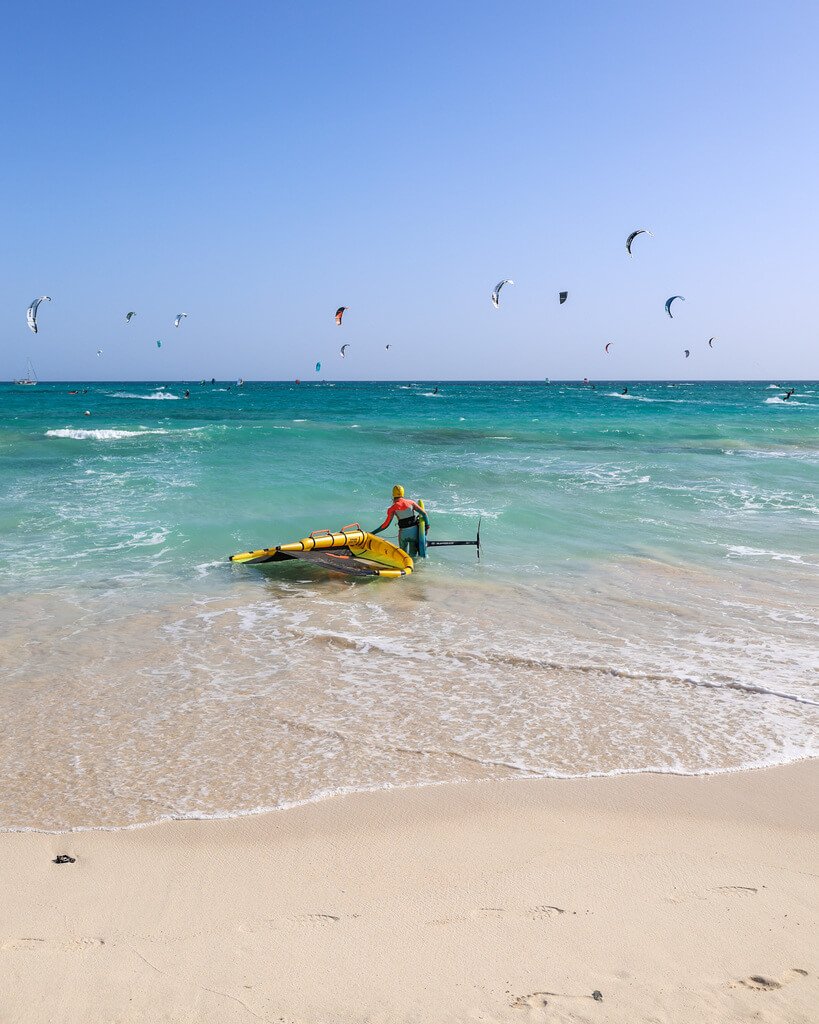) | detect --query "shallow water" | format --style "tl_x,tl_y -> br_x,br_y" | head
1,379 -> 817,830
